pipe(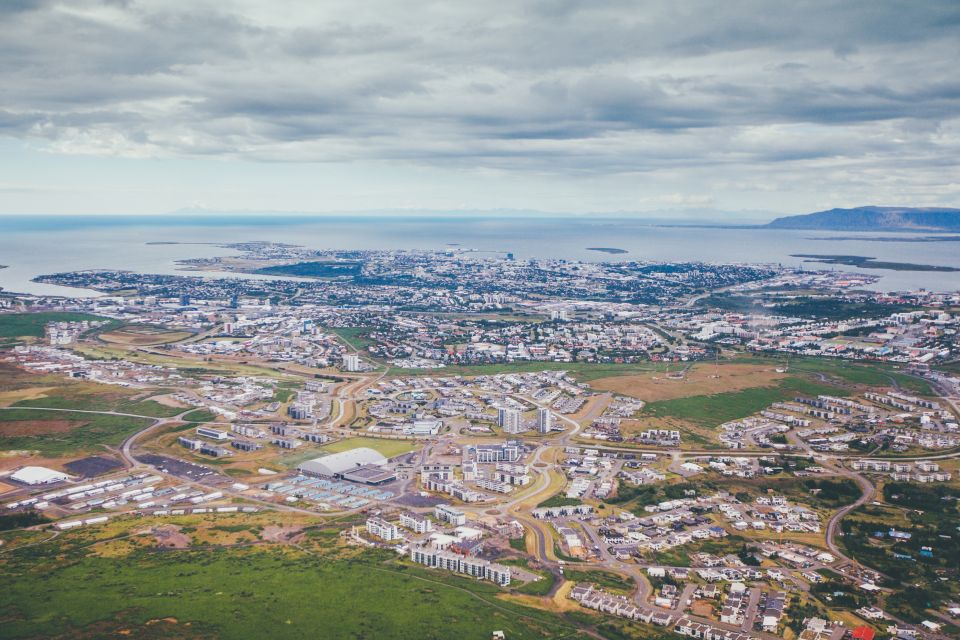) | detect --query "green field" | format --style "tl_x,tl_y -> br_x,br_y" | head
0,546 -> 588,640
13,395 -> 182,419
319,436 -> 417,458
780,358 -> 933,396
0,312 -> 111,338
180,408 -> 219,423
0,409 -> 153,456
7,378 -> 185,419
328,326 -> 378,352
643,376 -> 847,428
